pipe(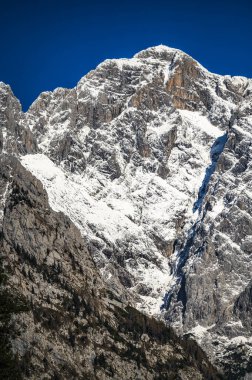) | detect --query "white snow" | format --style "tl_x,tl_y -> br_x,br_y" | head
230,336 -> 252,344
209,198 -> 225,219
188,324 -> 216,341
0,183 -> 9,220
179,110 -> 223,139
21,154 -> 173,314
1,127 -> 7,153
